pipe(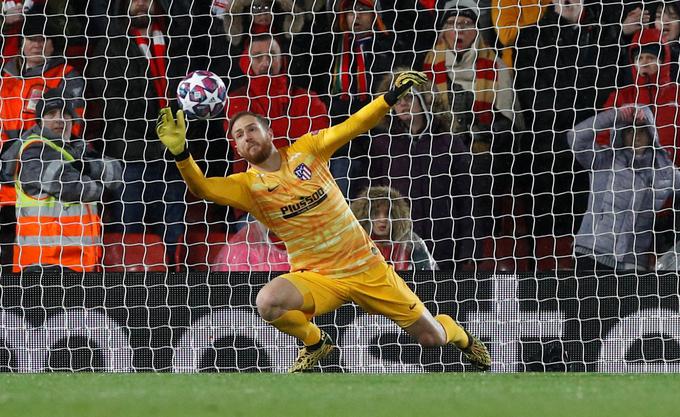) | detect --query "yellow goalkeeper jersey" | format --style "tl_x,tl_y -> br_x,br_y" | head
176,95 -> 391,277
